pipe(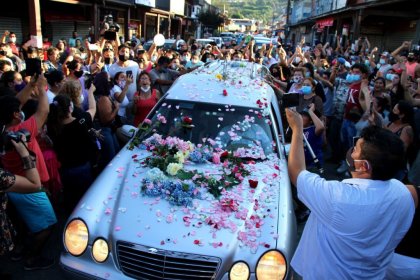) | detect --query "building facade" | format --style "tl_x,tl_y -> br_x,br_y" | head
0,0 -> 219,48
287,0 -> 420,51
